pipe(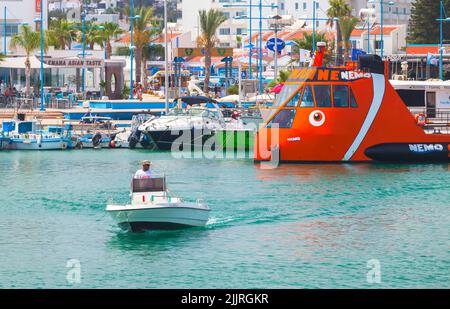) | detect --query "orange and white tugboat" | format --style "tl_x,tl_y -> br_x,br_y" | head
255,43 -> 450,163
